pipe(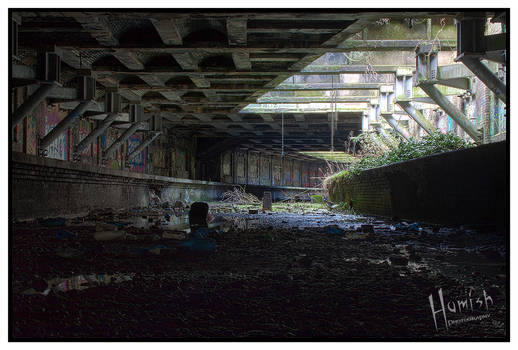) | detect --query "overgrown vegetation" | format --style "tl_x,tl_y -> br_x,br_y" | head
324,132 -> 473,187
